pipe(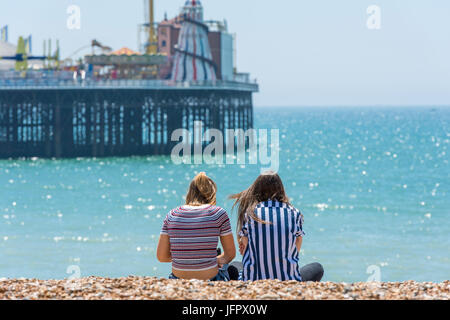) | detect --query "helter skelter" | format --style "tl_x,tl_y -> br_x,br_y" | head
172,0 -> 217,82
